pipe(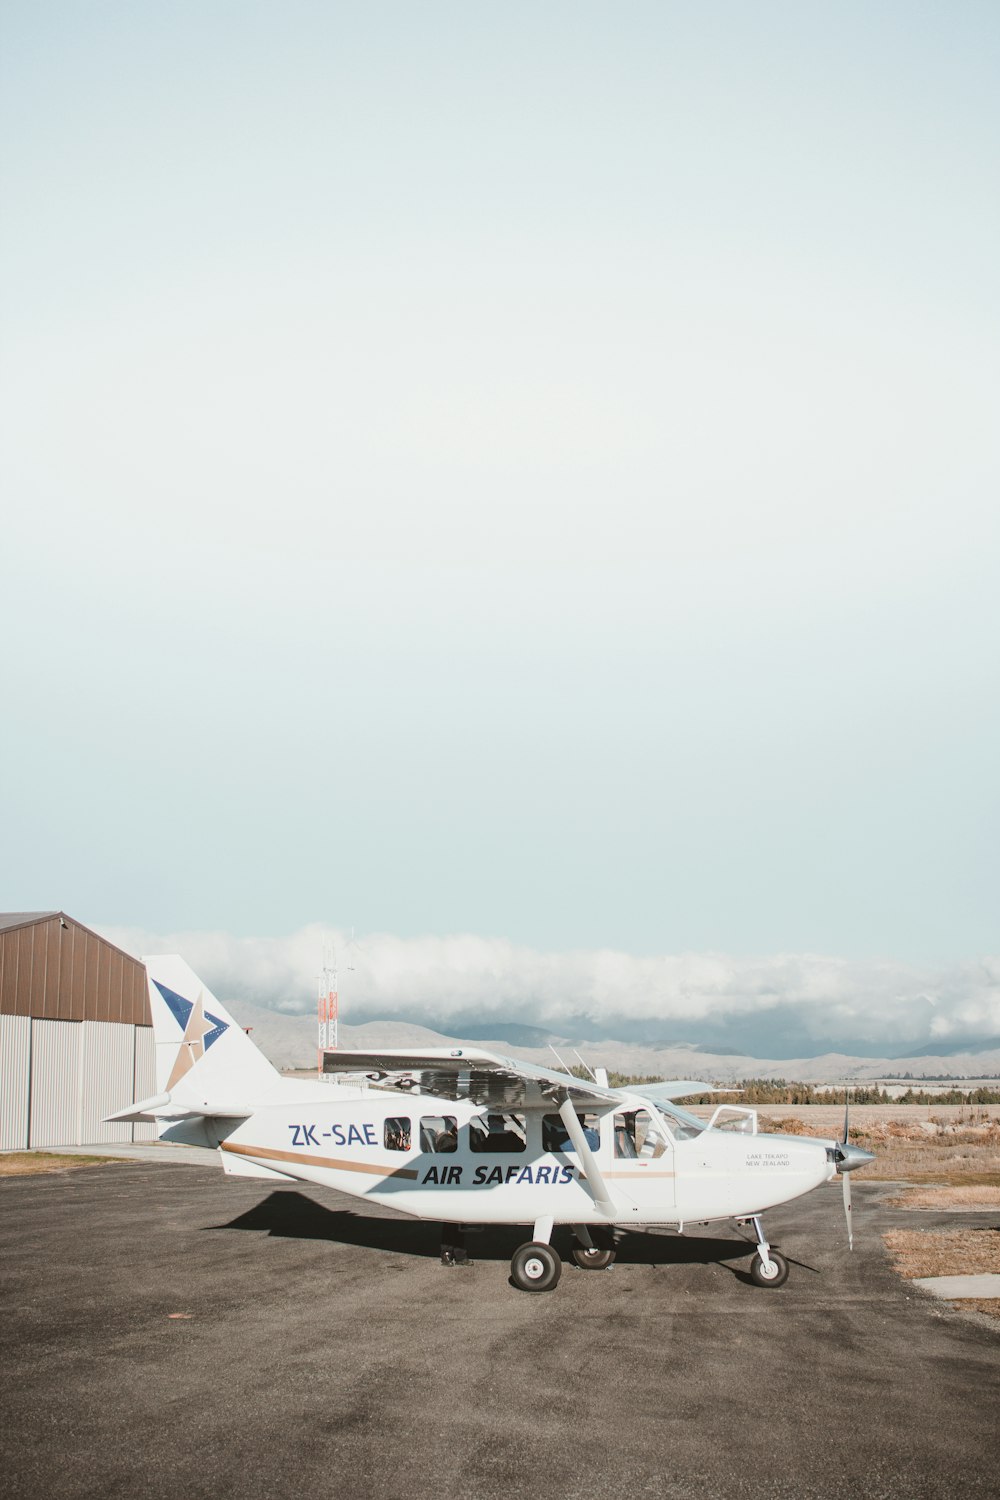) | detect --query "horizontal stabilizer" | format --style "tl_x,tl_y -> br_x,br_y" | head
103,1091 -> 254,1124
104,1092 -> 172,1123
